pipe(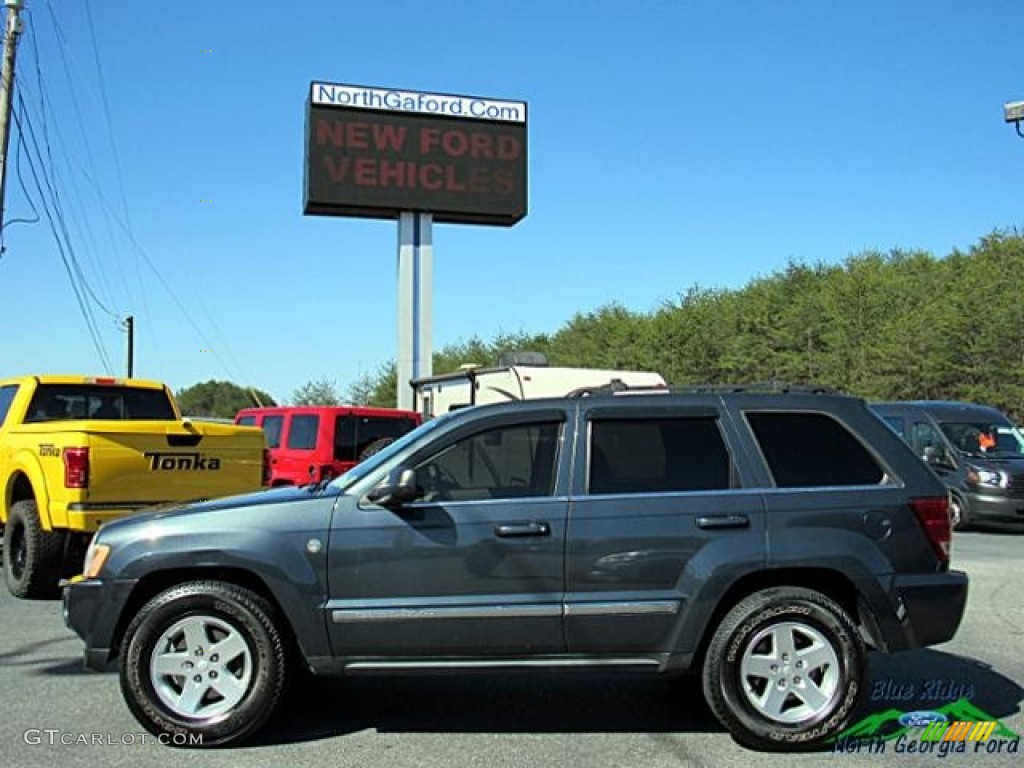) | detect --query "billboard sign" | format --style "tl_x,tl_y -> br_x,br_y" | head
304,82 -> 528,226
